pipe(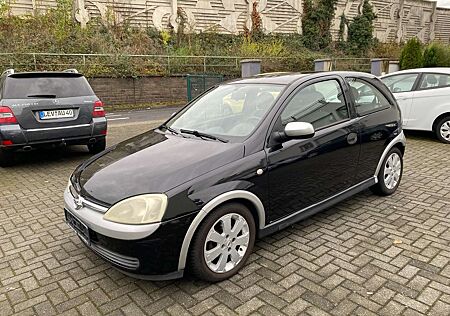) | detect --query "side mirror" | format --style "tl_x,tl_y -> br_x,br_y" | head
273,122 -> 315,143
